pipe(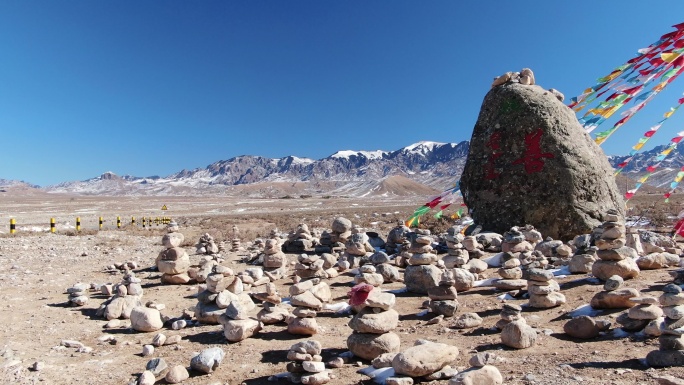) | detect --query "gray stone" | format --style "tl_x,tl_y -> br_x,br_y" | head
449,365 -> 503,385
348,308 -> 399,334
568,254 -> 596,274
590,288 -> 639,309
453,312 -> 483,329
130,307 -> 163,332
289,340 -> 322,355
145,357 -> 168,377
647,350 -> 684,367
392,341 -> 459,377
165,365 -> 189,384
404,265 -> 441,294
429,300 -> 459,317
501,319 -> 537,349
347,332 -> 401,360
372,352 -> 398,369
288,317 -> 318,335
469,352 -> 499,367
460,82 -> 624,241
564,316 -> 600,339
190,347 -> 225,373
